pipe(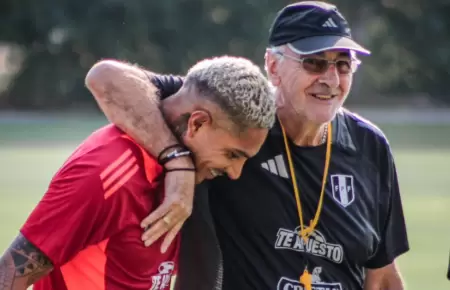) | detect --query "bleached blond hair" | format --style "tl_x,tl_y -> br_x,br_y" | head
184,55 -> 276,130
